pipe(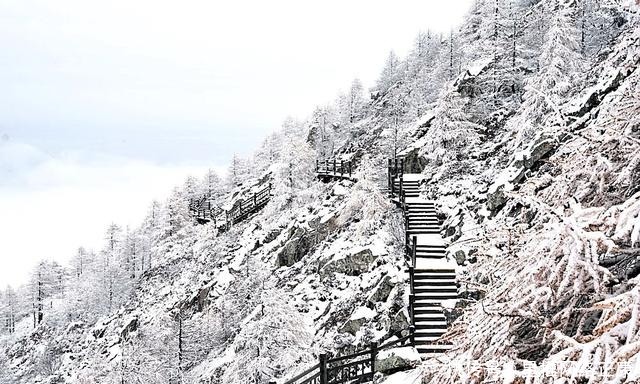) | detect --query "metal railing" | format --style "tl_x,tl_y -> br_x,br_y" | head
275,328 -> 415,384
316,159 -> 354,180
